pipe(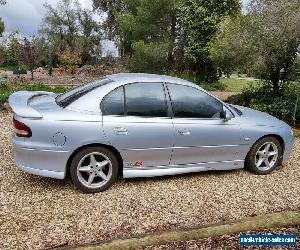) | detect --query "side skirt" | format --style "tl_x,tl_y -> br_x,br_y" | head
123,160 -> 244,178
